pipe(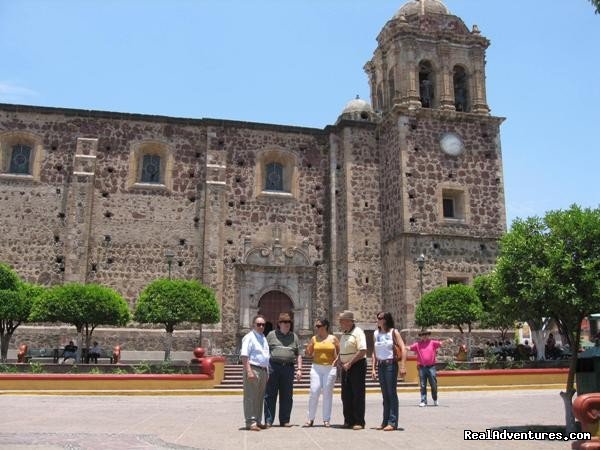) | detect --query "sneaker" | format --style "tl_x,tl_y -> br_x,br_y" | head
433,400 -> 439,406
352,425 -> 364,430
419,401 -> 426,407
